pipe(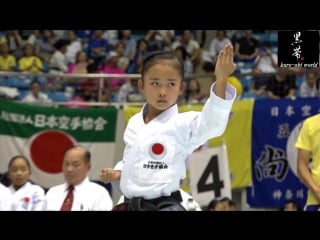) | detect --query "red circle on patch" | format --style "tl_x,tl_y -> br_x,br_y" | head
30,130 -> 74,173
152,143 -> 164,155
